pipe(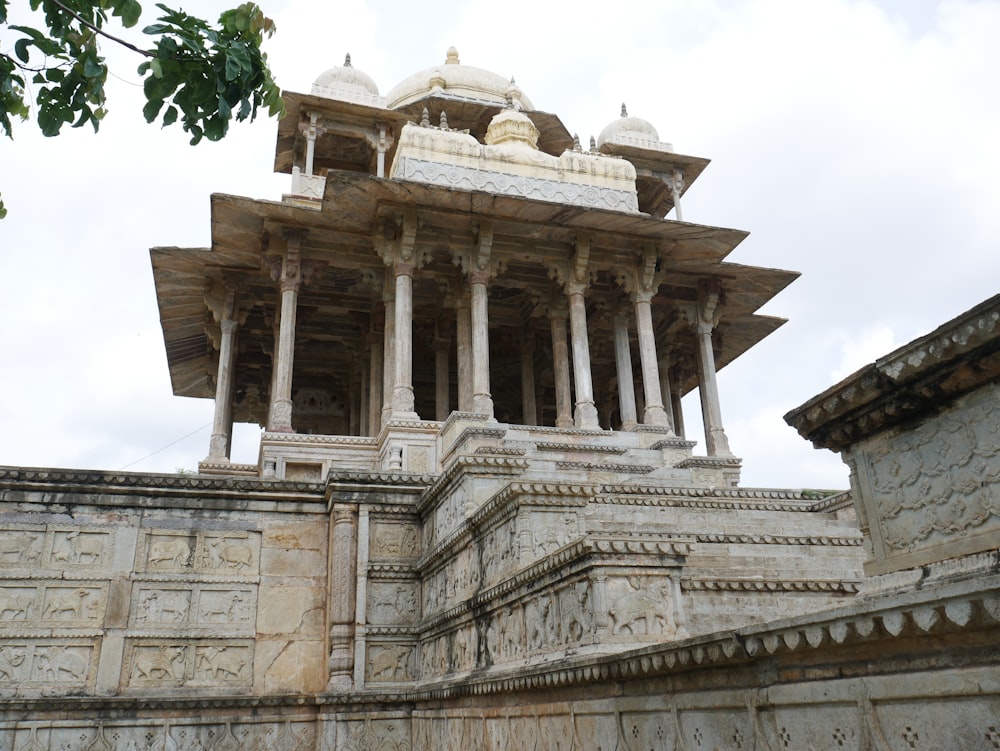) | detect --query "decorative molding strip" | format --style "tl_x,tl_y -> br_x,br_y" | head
676,457 -> 742,469
555,461 -> 654,473
681,578 -> 861,593
533,442 -> 628,454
